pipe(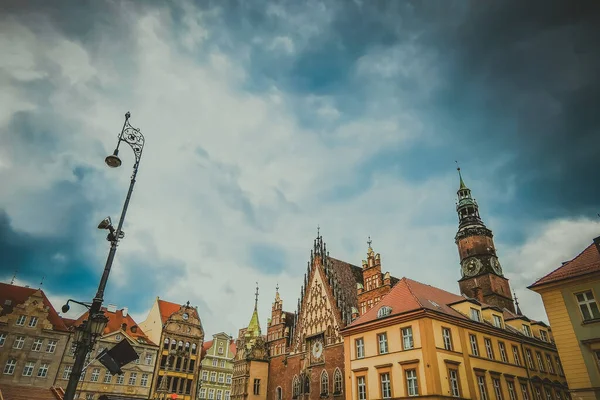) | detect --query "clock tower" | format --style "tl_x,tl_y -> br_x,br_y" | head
455,168 -> 516,313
